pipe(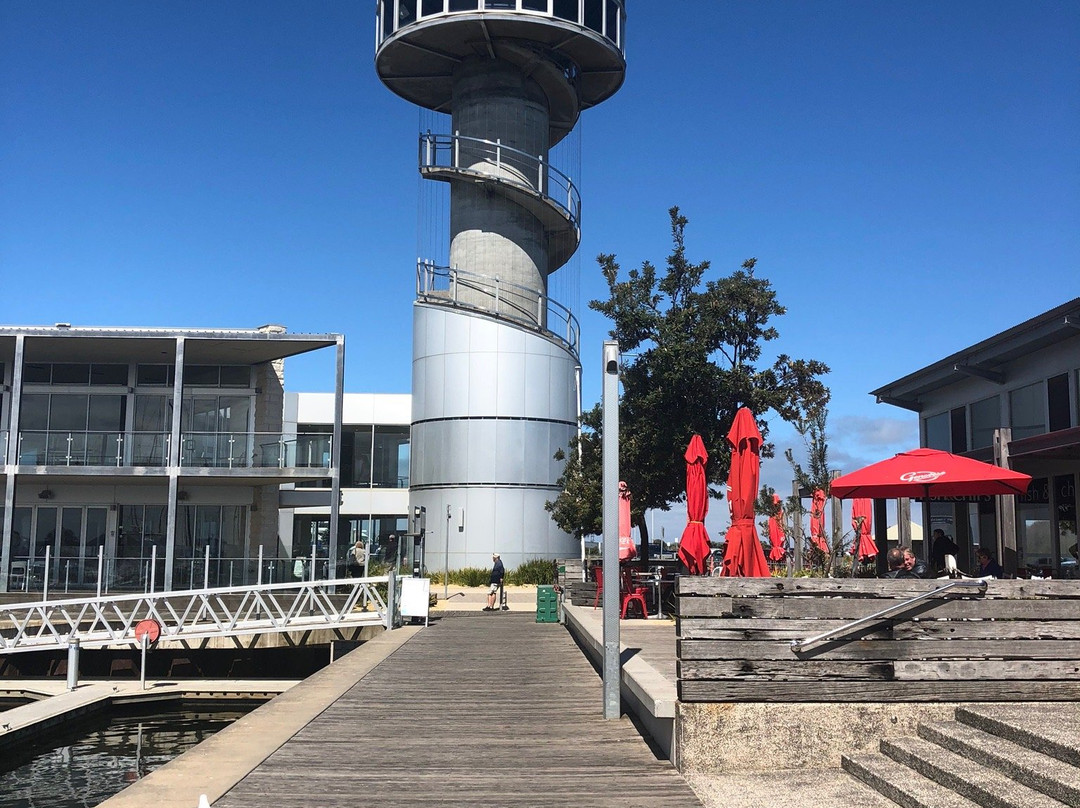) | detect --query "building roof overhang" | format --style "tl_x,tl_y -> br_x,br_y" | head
0,325 -> 340,365
870,298 -> 1080,409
